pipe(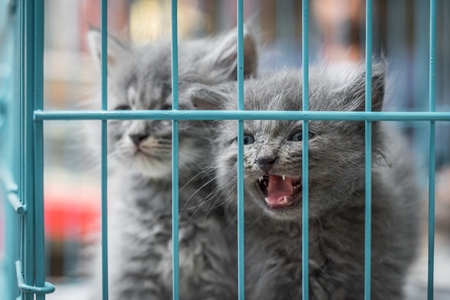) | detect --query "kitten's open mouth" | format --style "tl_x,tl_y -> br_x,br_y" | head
256,175 -> 302,210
